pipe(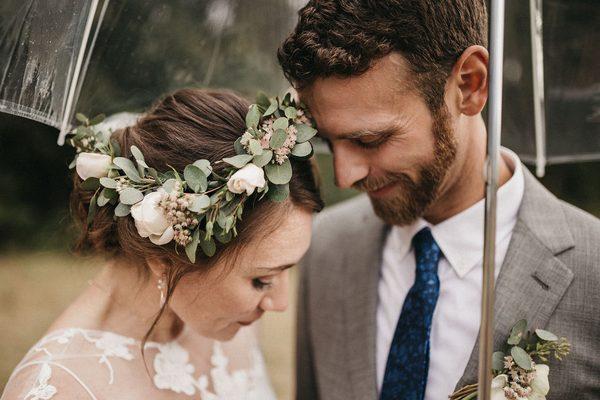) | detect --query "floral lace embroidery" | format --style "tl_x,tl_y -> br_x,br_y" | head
12,328 -> 274,400
149,340 -> 267,399
23,364 -> 57,400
